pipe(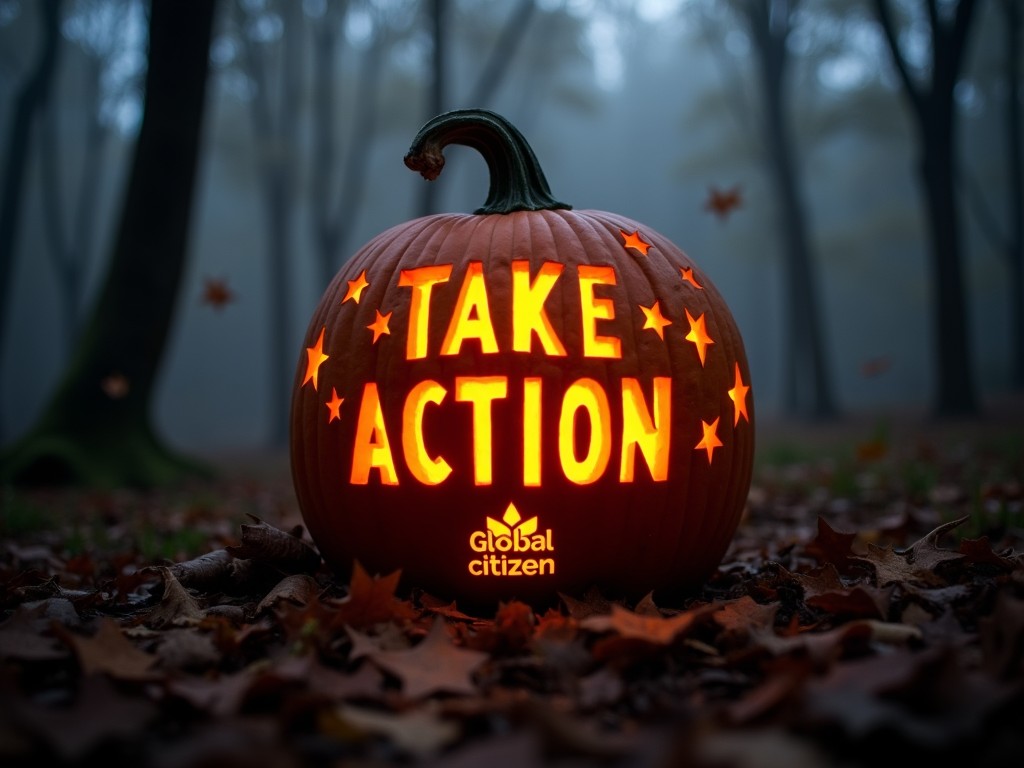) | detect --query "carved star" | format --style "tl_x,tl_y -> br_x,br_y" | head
639,301 -> 672,340
695,417 -> 723,463
368,309 -> 392,344
684,309 -> 714,366
326,387 -> 344,423
303,327 -> 329,390
680,267 -> 703,289
343,270 -> 370,305
620,229 -> 651,256
727,362 -> 750,425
